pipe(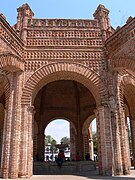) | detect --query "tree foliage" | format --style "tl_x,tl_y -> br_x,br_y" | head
61,136 -> 70,144
45,135 -> 57,153
92,132 -> 97,153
